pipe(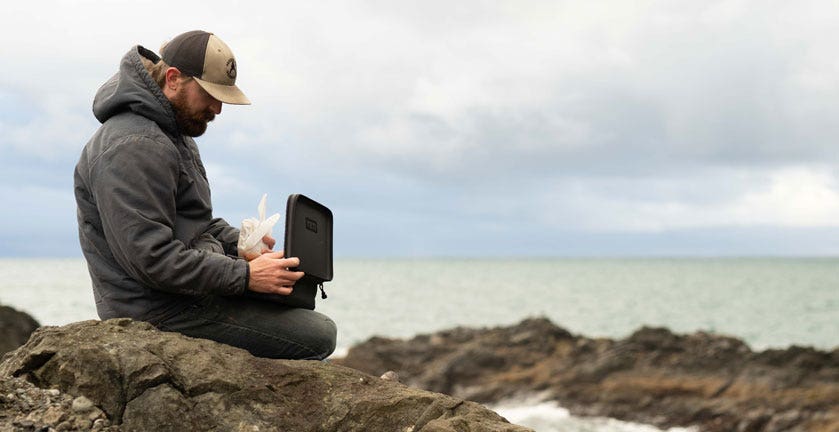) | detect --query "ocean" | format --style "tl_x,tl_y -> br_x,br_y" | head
1,257 -> 837,432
